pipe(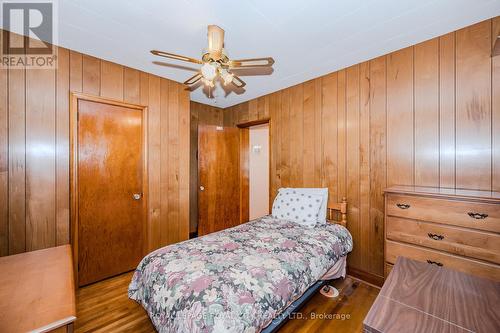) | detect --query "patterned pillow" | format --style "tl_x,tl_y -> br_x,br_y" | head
271,191 -> 323,227
279,188 -> 328,224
